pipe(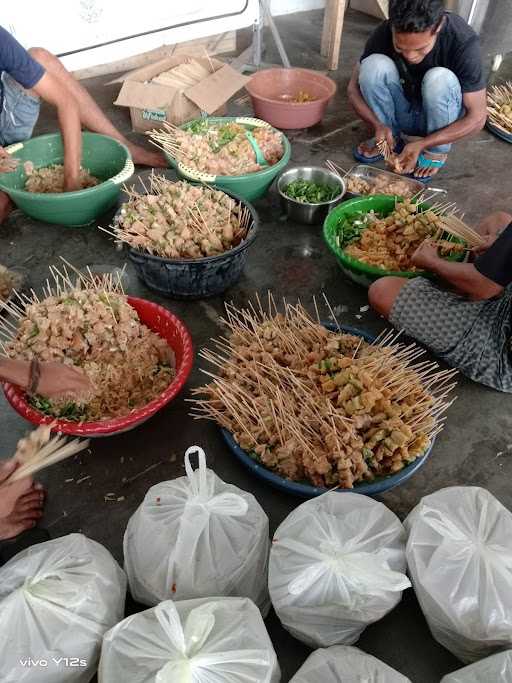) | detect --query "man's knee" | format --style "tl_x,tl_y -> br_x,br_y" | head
422,67 -> 461,100
359,54 -> 399,89
28,47 -> 58,69
368,276 -> 407,318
